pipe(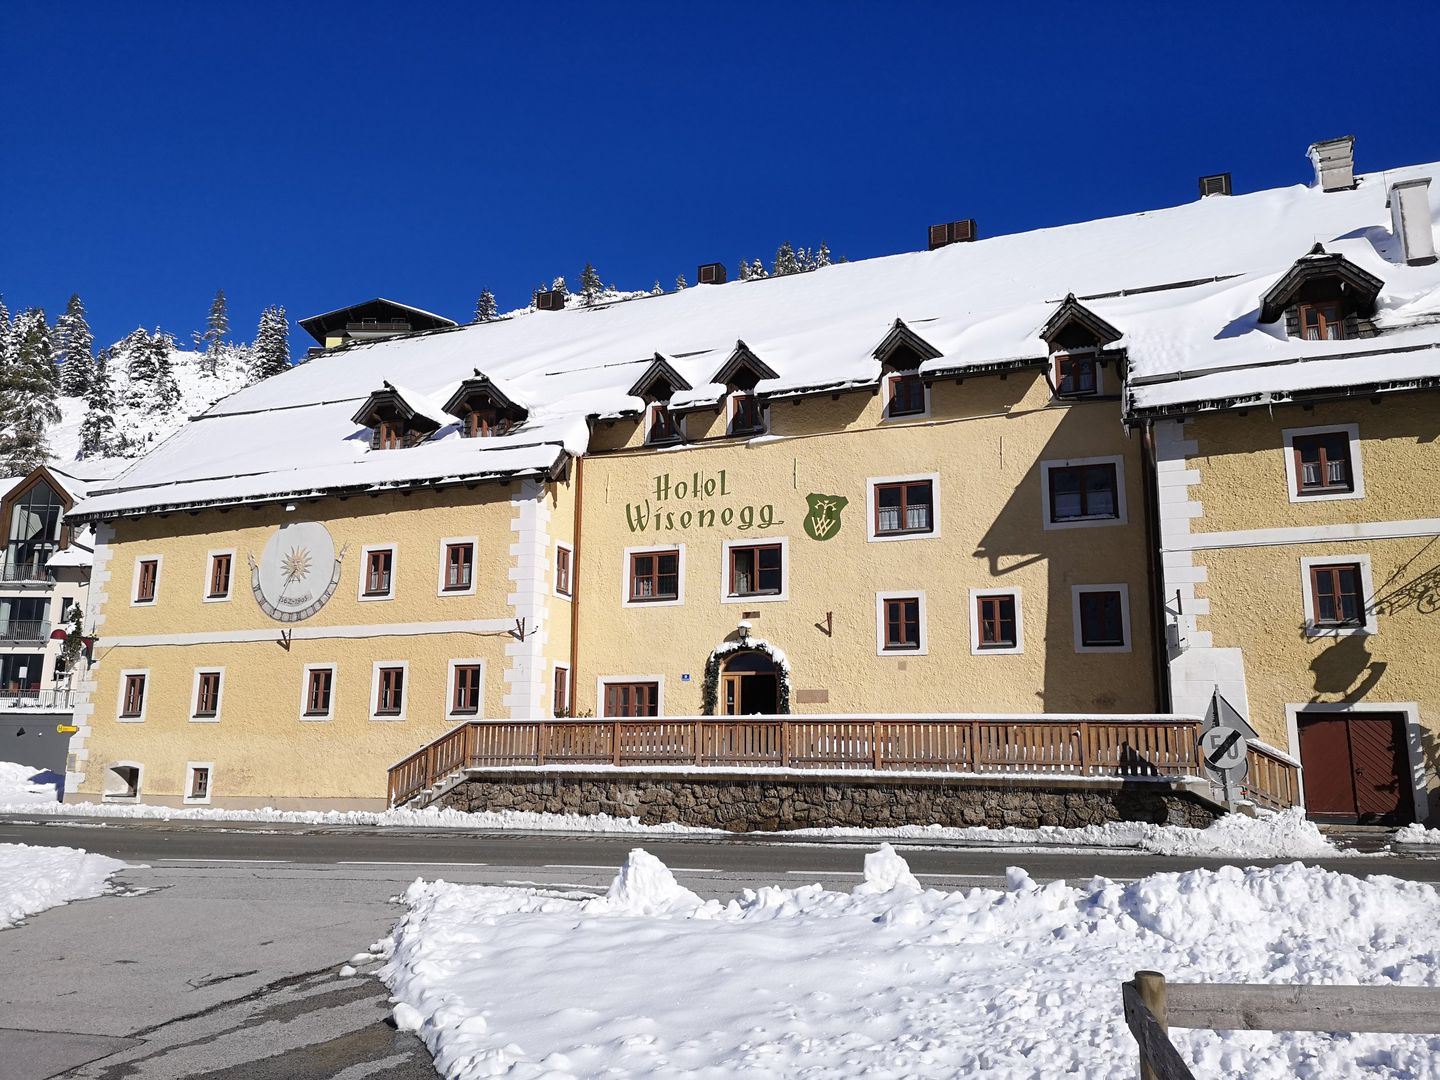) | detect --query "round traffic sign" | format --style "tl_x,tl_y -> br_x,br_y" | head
1199,725 -> 1248,779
